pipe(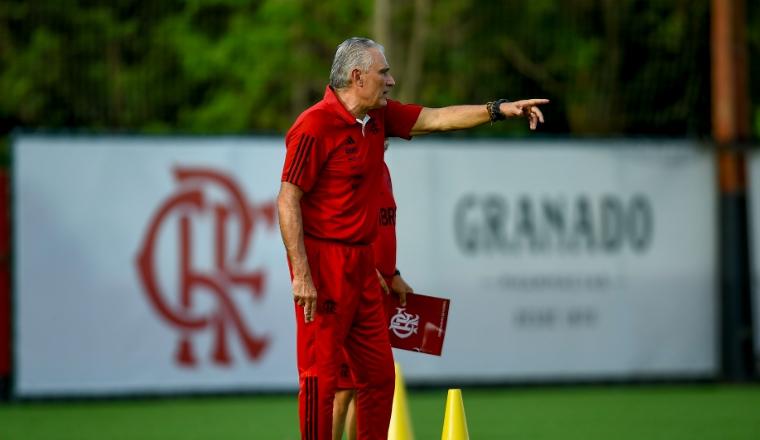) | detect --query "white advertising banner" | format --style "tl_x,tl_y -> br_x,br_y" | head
386,140 -> 717,382
14,136 -> 294,397
747,151 -> 760,362
14,136 -> 717,397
